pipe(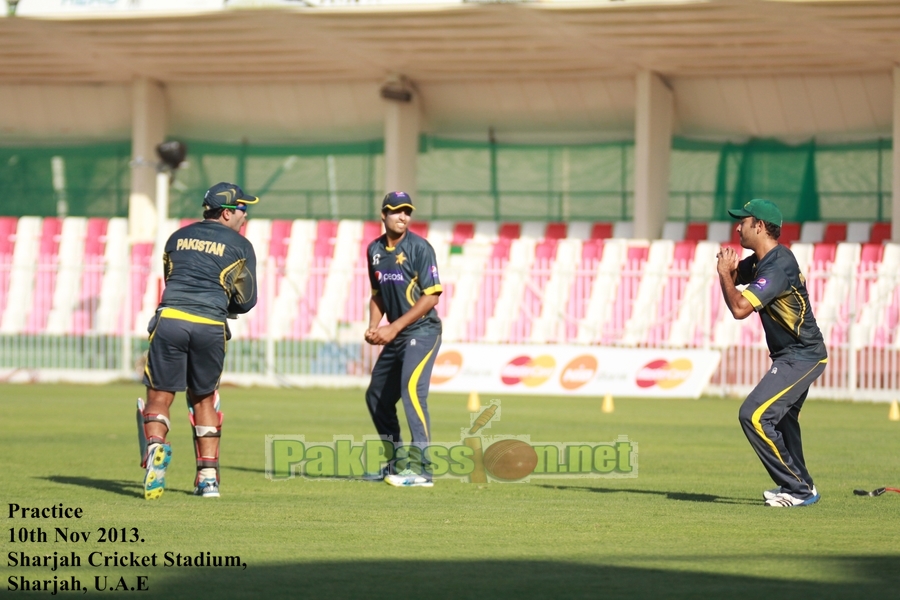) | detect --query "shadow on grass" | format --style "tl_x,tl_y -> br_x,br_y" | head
537,484 -> 758,505
148,557 -> 898,600
40,475 -> 145,499
40,475 -> 213,498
